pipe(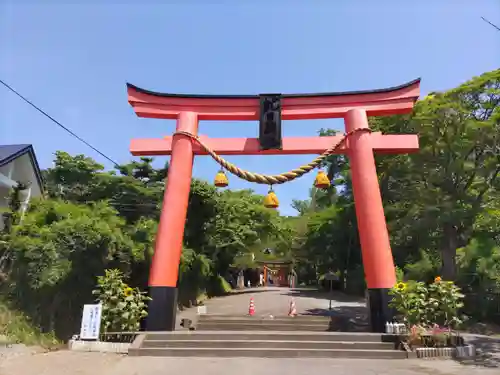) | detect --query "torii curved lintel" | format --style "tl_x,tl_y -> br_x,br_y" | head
127,79 -> 421,121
